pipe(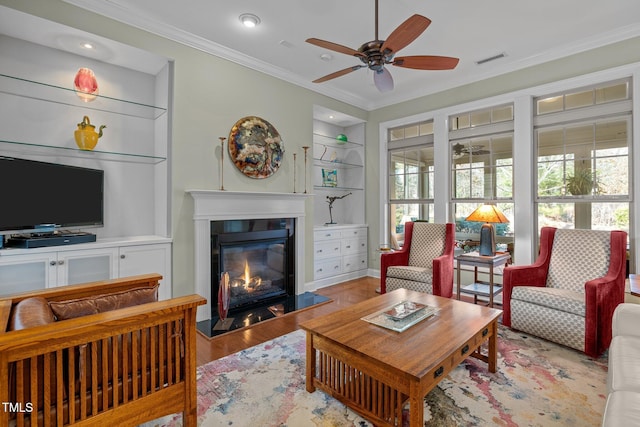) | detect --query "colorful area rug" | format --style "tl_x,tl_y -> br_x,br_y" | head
144,326 -> 607,426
